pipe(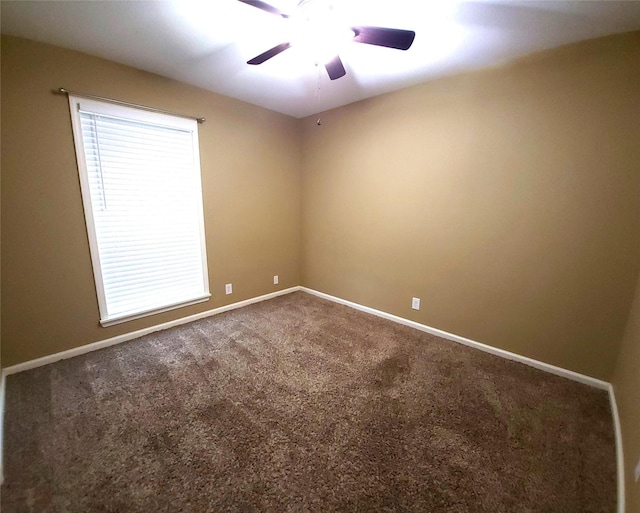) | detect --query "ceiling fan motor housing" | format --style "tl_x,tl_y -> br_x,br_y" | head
240,0 -> 415,80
